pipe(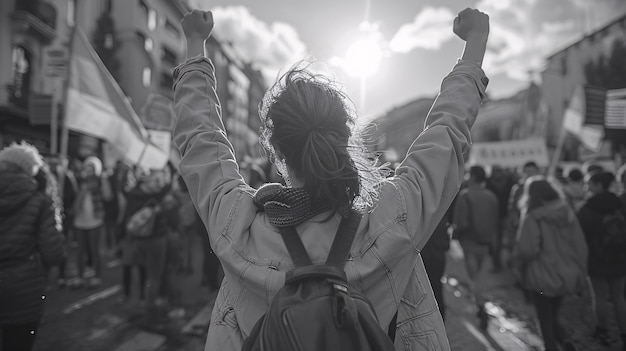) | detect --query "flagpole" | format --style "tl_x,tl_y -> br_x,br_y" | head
58,16 -> 78,199
548,126 -> 567,177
